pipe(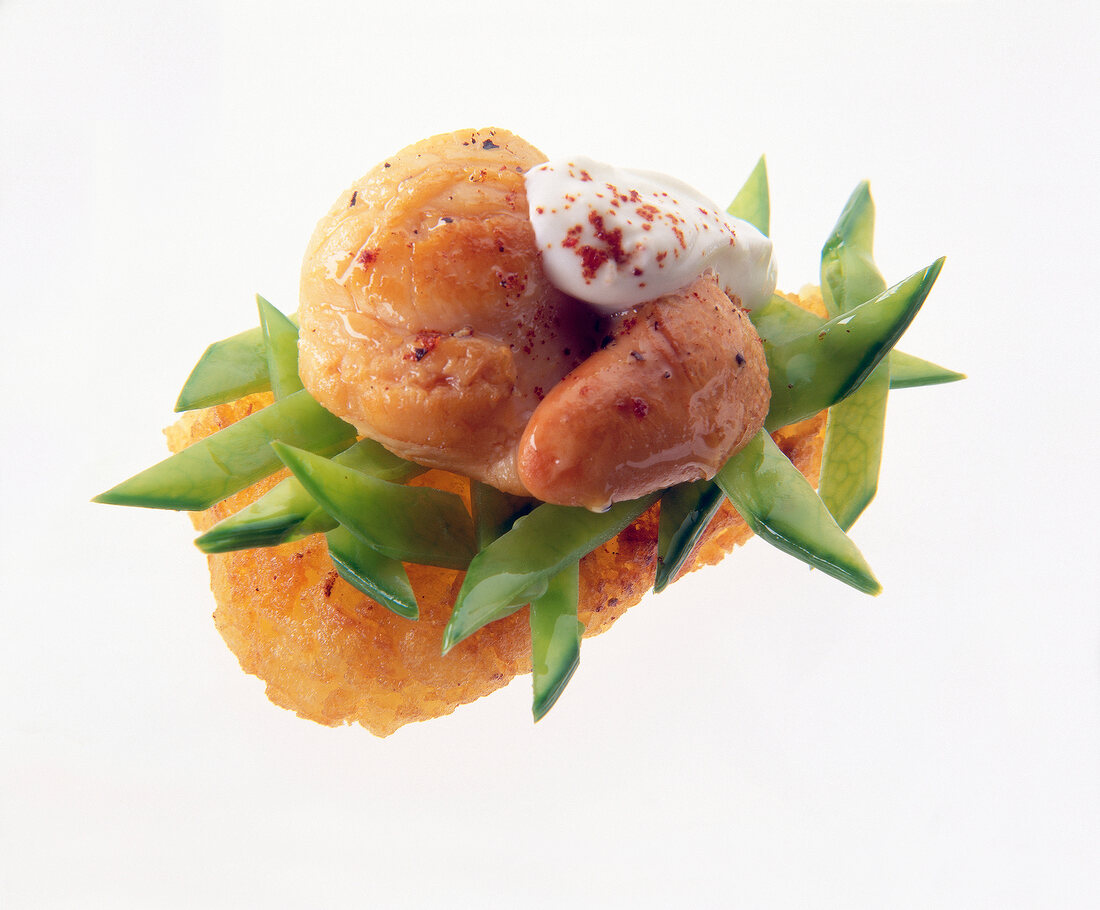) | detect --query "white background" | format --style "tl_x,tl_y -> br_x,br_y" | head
3,1 -> 1098,907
